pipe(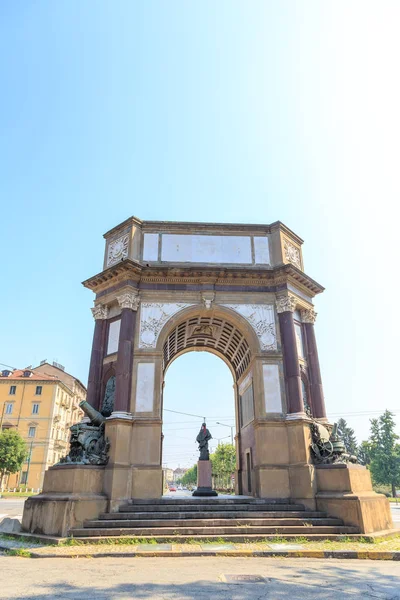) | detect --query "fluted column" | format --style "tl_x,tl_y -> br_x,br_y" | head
87,304 -> 109,411
113,290 -> 140,415
301,308 -> 326,419
276,295 -> 304,417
